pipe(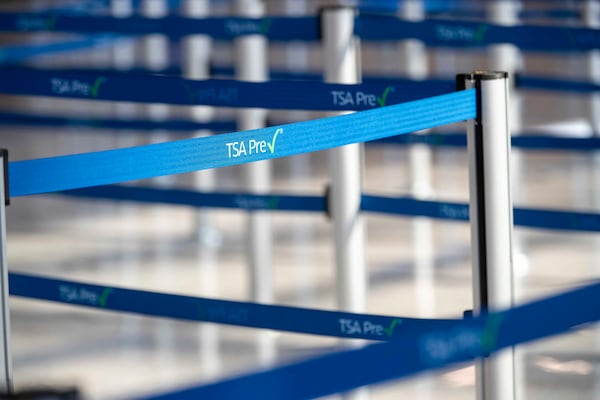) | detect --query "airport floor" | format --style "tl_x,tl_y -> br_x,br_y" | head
2,102 -> 600,399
